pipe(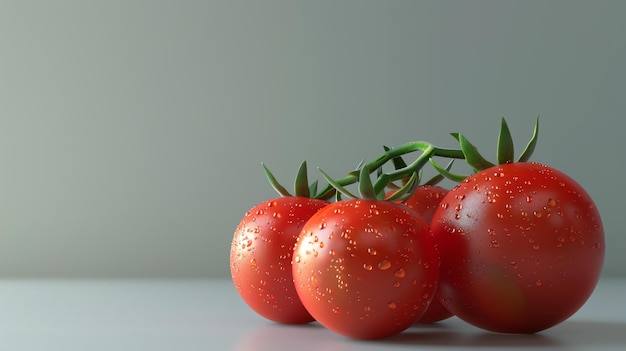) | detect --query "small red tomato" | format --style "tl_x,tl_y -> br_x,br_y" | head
230,196 -> 329,324
293,199 -> 440,339
431,162 -> 604,333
